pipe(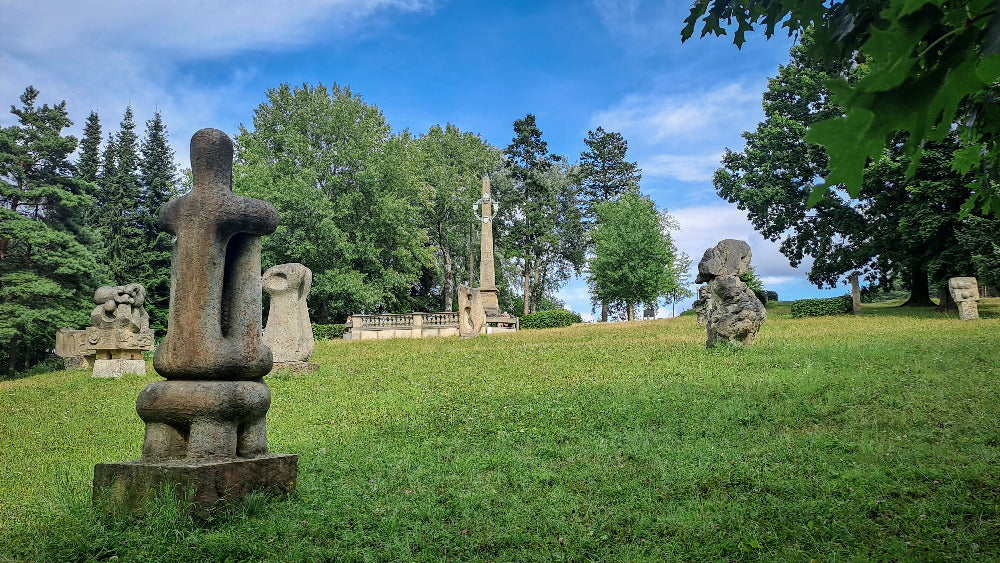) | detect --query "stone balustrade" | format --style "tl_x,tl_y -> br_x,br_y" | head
347,312 -> 460,340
